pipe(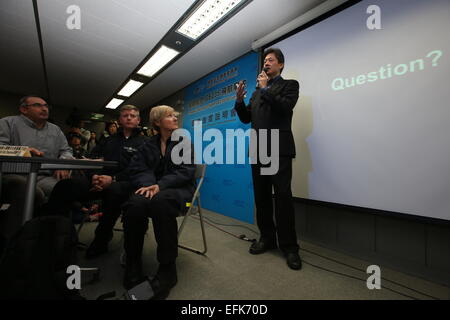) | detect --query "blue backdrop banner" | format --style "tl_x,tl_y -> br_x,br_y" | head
181,52 -> 258,223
